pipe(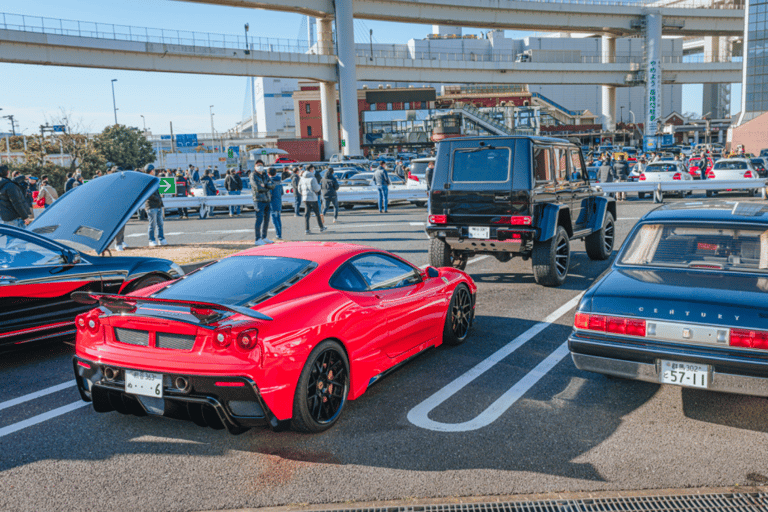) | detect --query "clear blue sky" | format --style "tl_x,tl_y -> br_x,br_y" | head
0,0 -> 739,136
